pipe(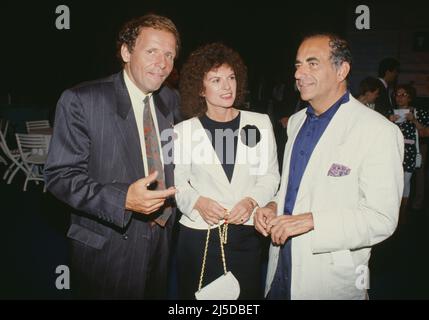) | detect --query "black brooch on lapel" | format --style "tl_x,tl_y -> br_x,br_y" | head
240,125 -> 261,148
